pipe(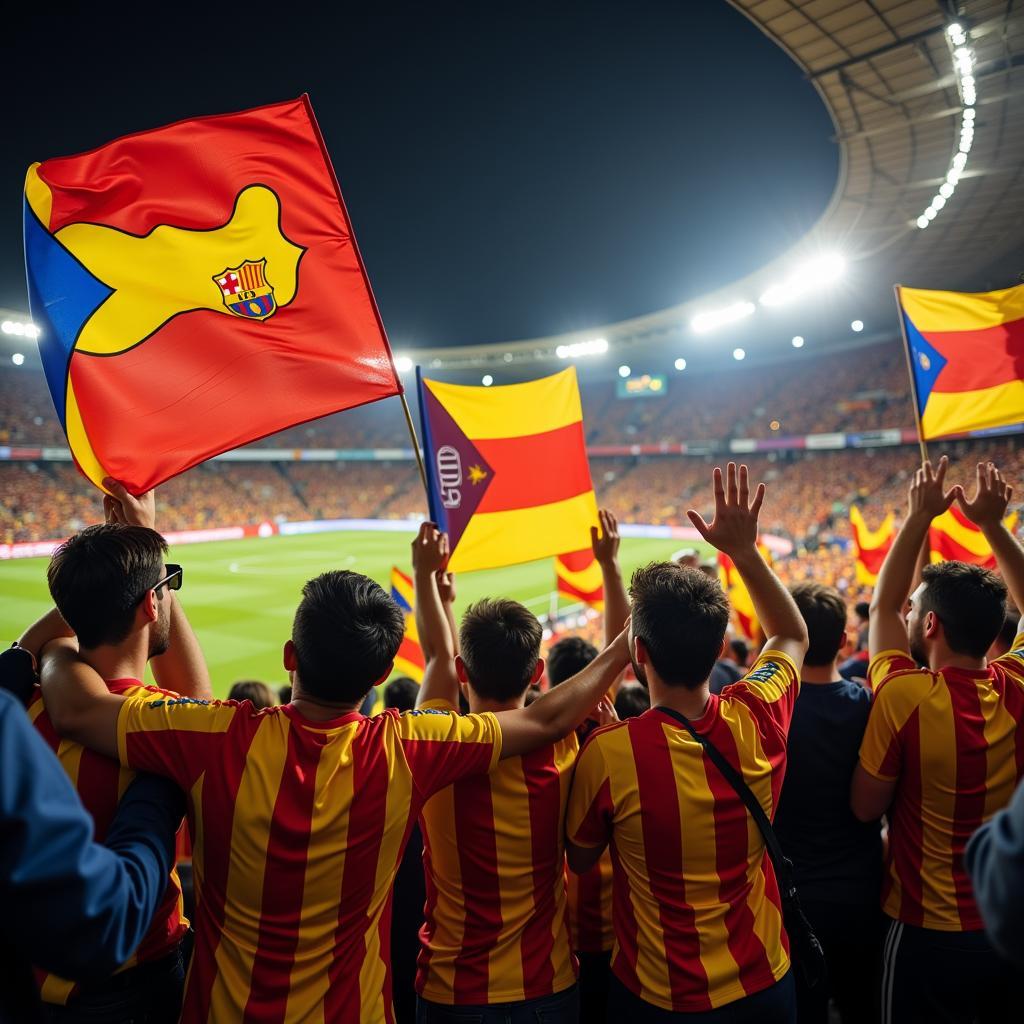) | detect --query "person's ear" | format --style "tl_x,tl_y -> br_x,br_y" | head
283,639 -> 298,672
455,655 -> 469,683
139,589 -> 158,626
719,635 -> 730,659
924,611 -> 941,640
634,636 -> 650,665
530,658 -> 545,685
